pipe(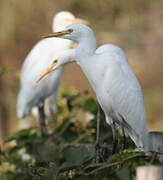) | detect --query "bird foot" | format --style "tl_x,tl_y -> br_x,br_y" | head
95,143 -> 110,164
